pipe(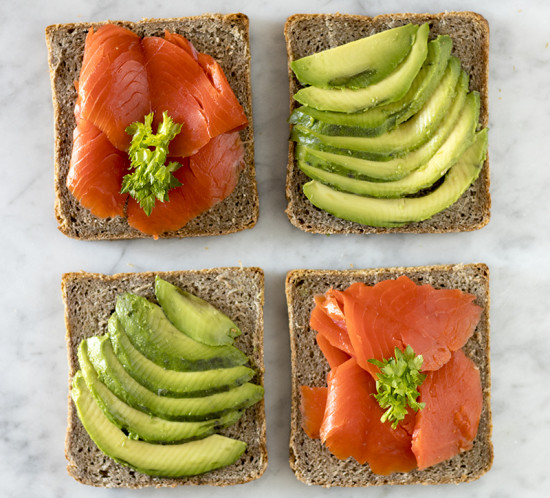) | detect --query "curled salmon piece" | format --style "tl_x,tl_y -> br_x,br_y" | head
315,333 -> 350,369
412,349 -> 483,470
299,386 -> 328,440
76,24 -> 151,152
67,118 -> 128,219
142,36 -> 247,158
320,358 -> 417,475
310,290 -> 354,356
